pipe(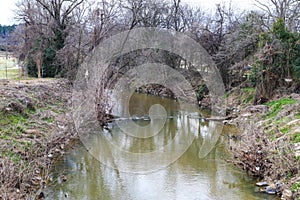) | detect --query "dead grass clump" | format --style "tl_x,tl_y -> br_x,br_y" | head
230,119 -> 300,195
0,79 -> 77,199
